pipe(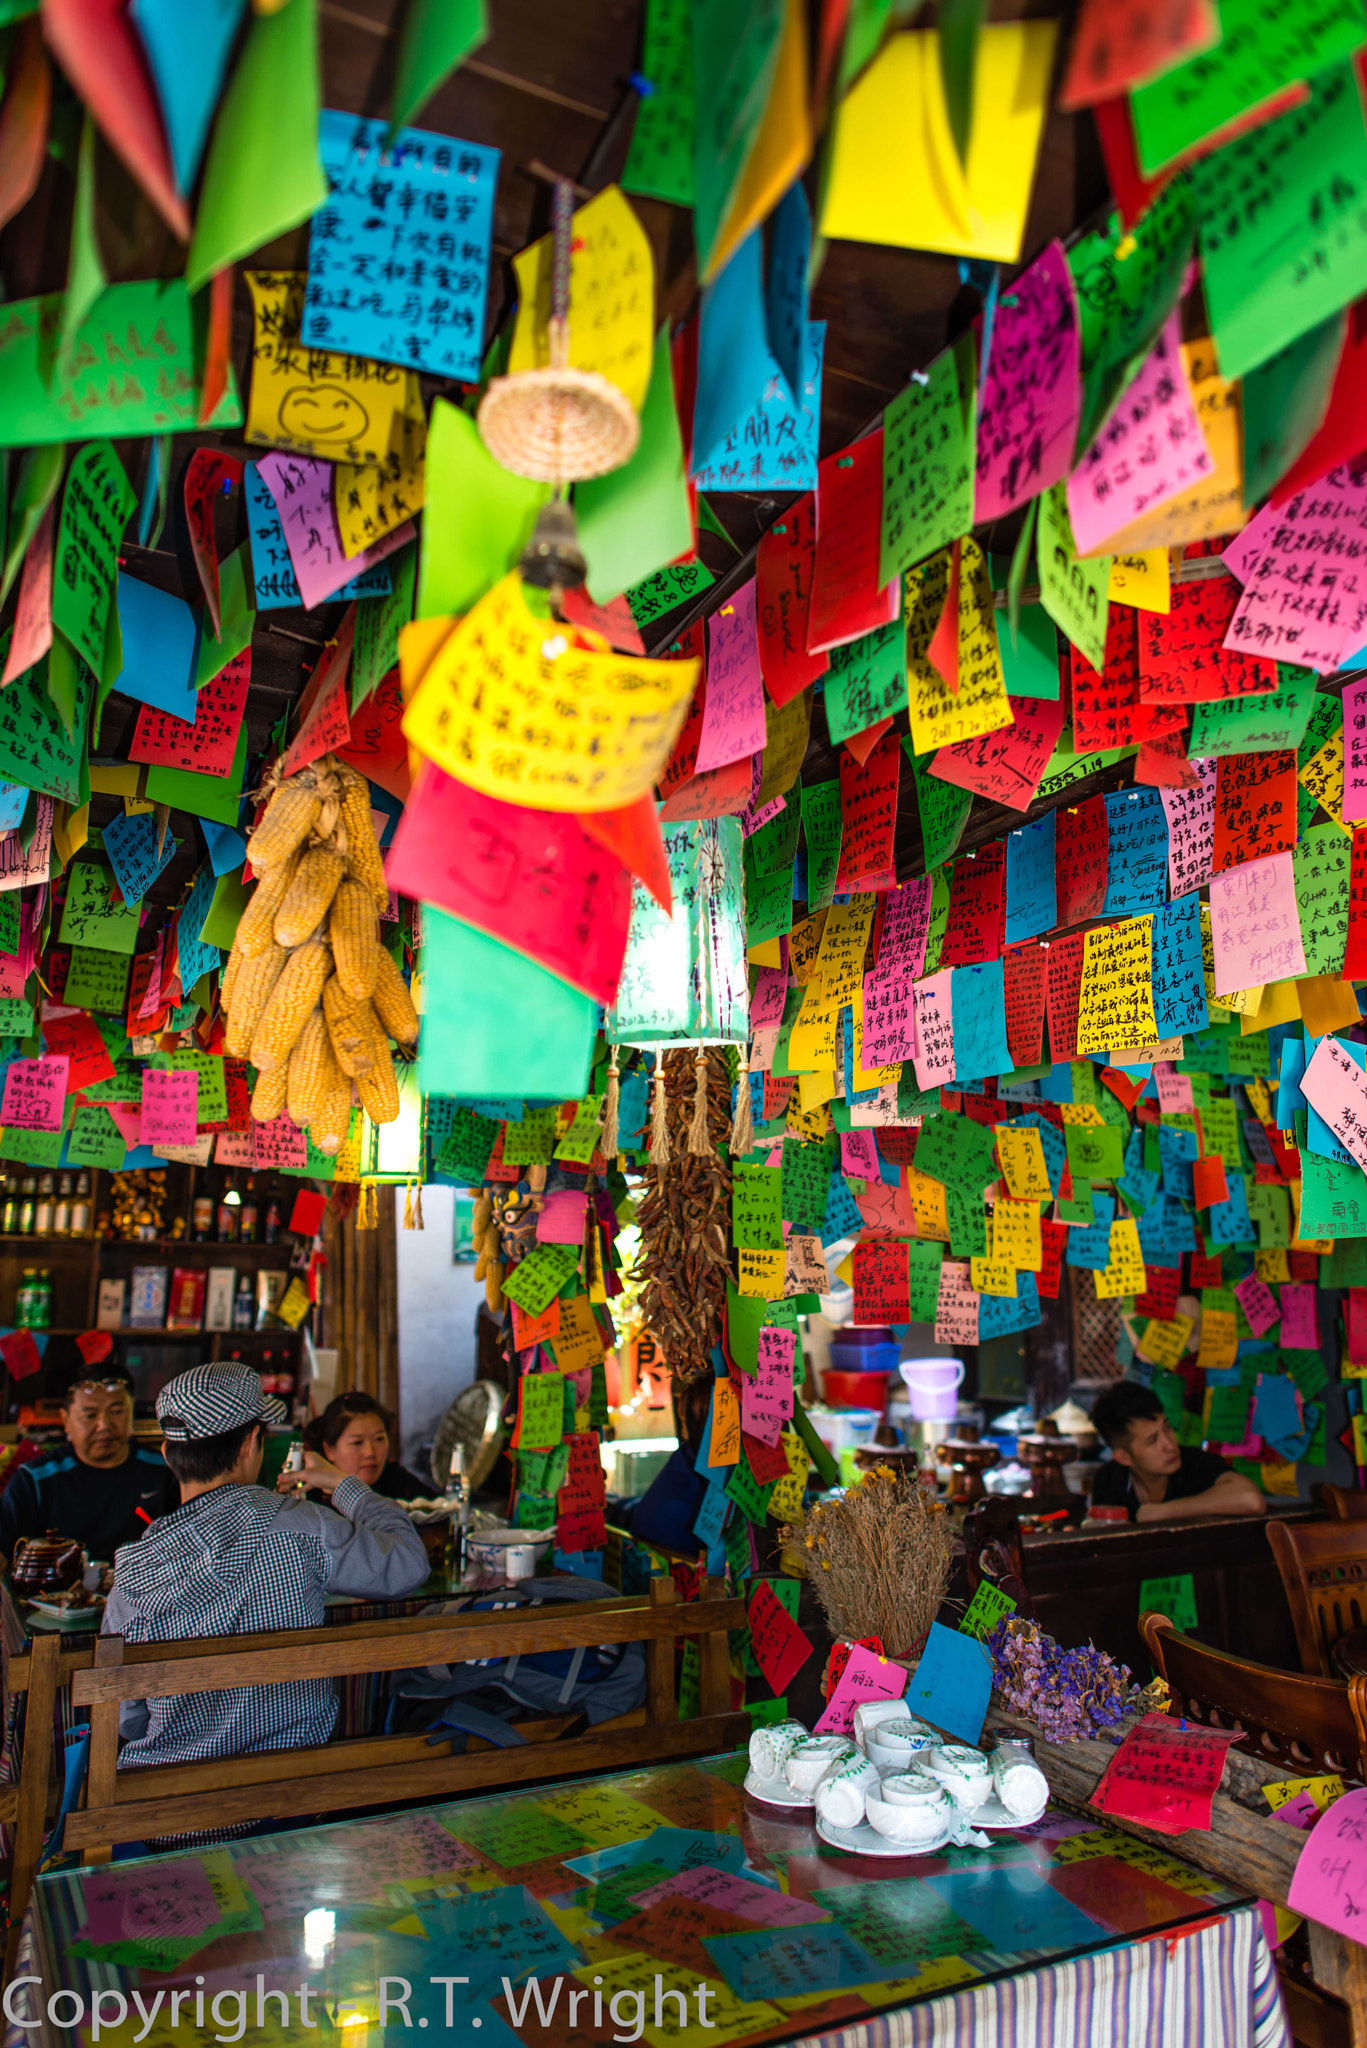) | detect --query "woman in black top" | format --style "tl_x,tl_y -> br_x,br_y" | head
303,1392 -> 437,1501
